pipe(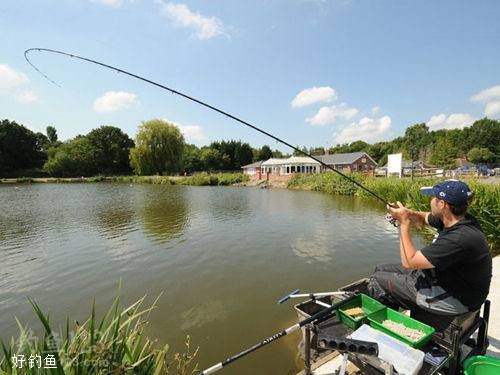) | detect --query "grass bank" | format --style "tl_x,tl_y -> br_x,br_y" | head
0,295 -> 198,374
288,173 -> 499,255
1,173 -> 249,187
